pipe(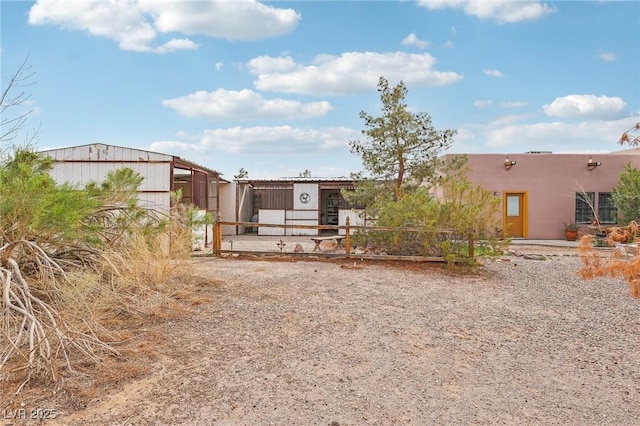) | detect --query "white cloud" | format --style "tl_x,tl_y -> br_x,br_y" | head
597,50 -> 617,62
150,126 -> 360,156
138,0 -> 299,41
488,113 -> 533,128
401,33 -> 429,49
29,0 -> 157,52
474,101 -> 528,110
419,1 -> 555,24
474,100 -> 493,108
443,26 -> 457,49
153,38 -> 198,54
500,101 -> 528,108
543,95 -> 626,119
28,0 -> 300,53
215,62 -> 224,71
481,115 -> 640,152
247,52 -> 464,95
484,69 -> 506,78
162,89 -> 332,120
246,56 -> 301,74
